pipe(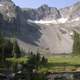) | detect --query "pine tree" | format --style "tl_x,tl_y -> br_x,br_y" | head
73,31 -> 80,55
41,56 -> 48,65
0,32 -> 4,44
35,52 -> 41,70
4,40 -> 13,57
12,39 -> 21,57
0,32 -> 5,61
